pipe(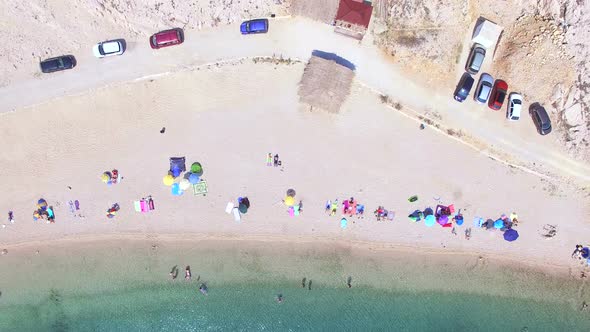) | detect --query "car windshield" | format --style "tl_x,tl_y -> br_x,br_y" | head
512,99 -> 521,105
98,45 -> 104,54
